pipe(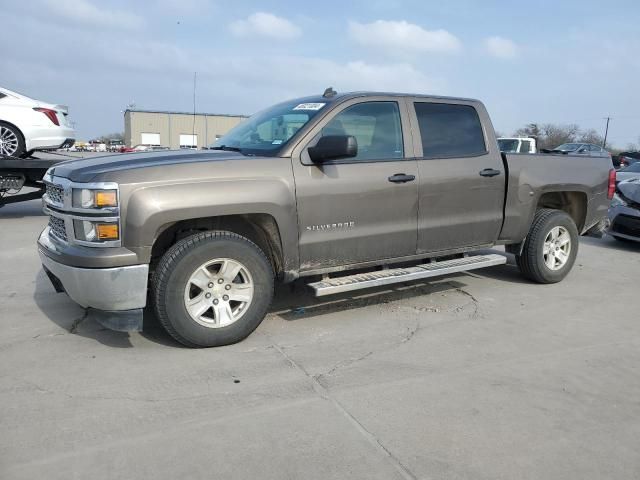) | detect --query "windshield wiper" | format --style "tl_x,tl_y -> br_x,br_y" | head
210,145 -> 243,153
